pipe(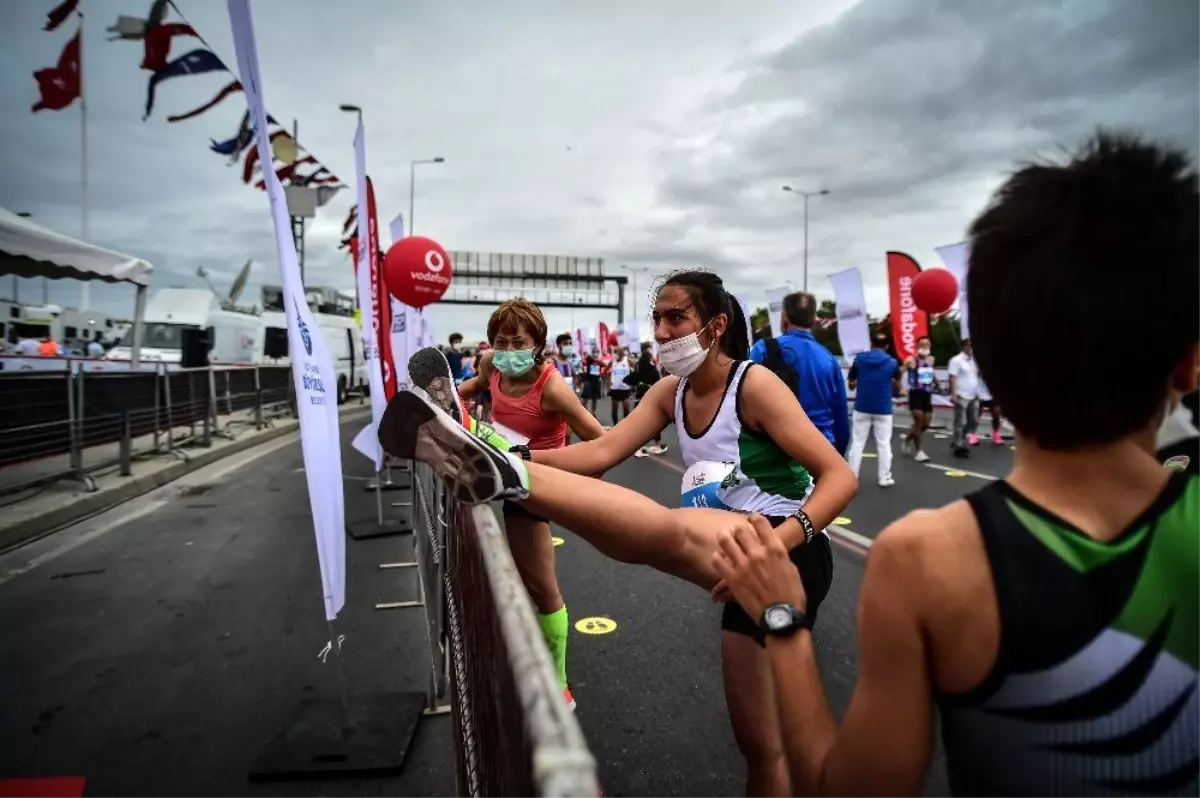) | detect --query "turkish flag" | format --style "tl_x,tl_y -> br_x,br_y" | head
31,31 -> 81,113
